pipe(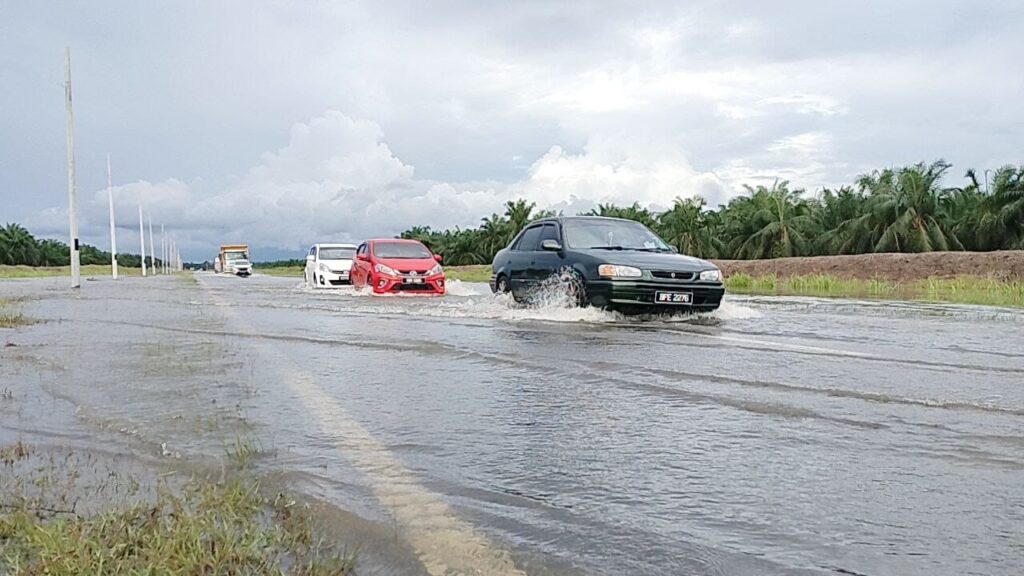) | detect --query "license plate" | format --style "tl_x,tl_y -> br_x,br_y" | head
406,278 -> 424,284
655,291 -> 692,304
